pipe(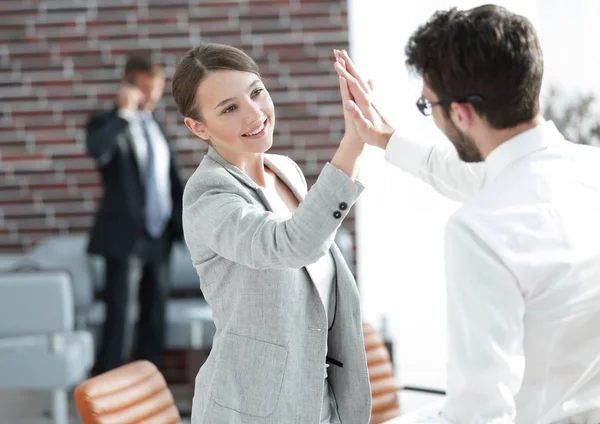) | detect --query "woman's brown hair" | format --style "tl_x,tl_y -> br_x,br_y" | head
172,43 -> 261,121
